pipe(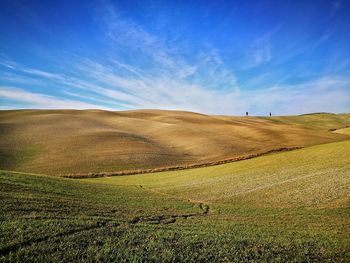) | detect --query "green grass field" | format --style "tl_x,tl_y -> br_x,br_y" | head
259,113 -> 350,130
1,140 -> 349,262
